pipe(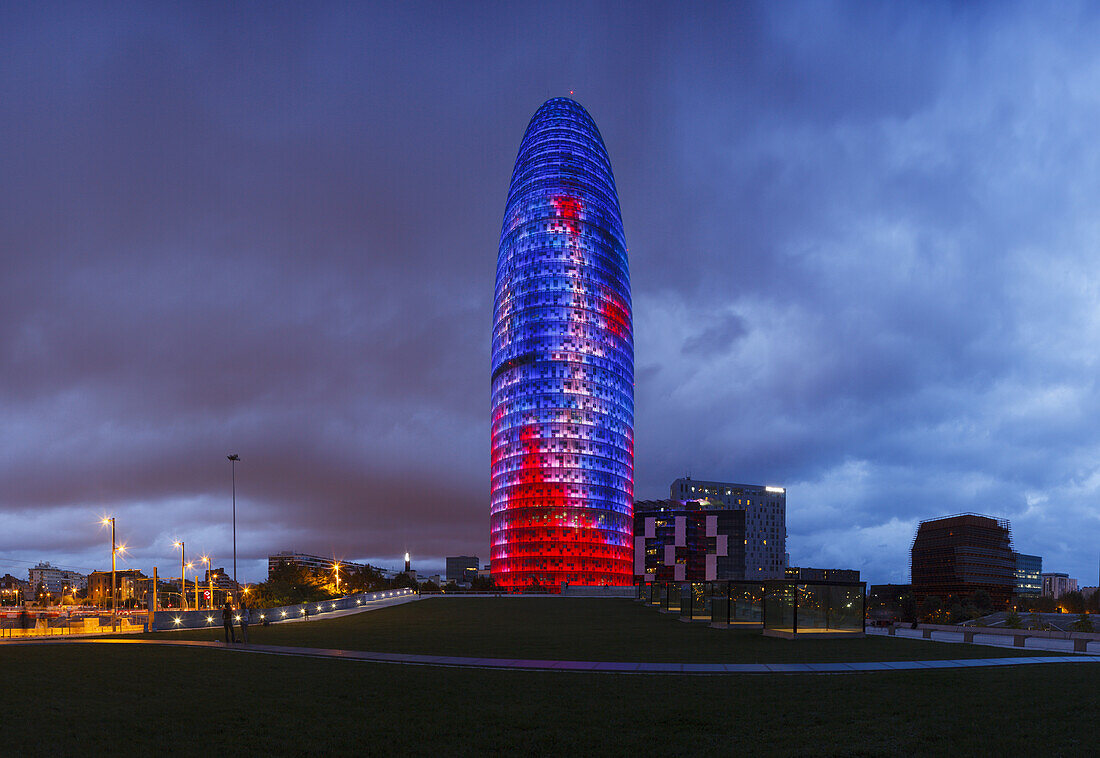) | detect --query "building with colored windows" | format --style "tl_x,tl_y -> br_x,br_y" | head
670,478 -> 787,578
1013,552 -> 1042,596
490,98 -> 634,590
633,499 -> 746,582
910,514 -> 1015,607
